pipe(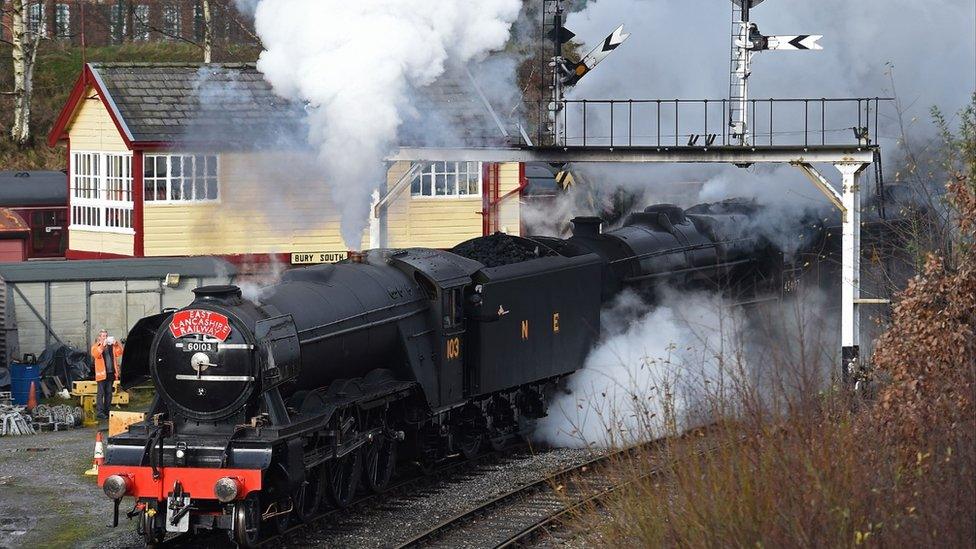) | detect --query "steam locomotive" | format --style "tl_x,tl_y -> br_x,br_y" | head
98,199 -> 821,546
